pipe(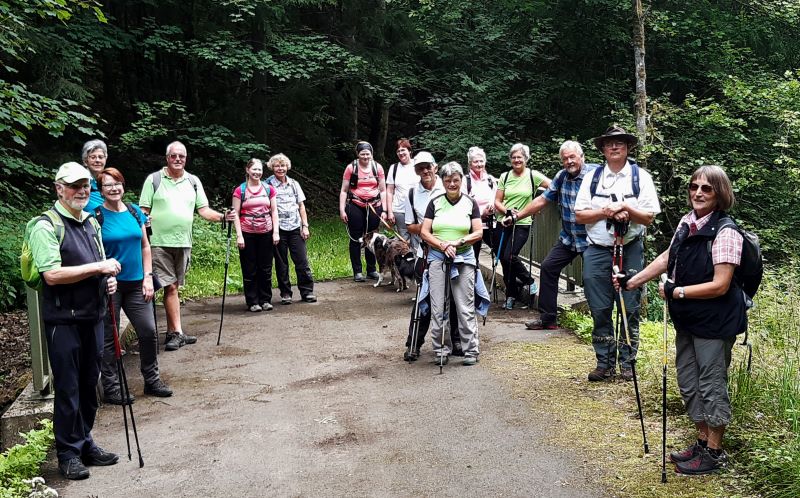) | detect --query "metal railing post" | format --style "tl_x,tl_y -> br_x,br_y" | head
26,287 -> 53,400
